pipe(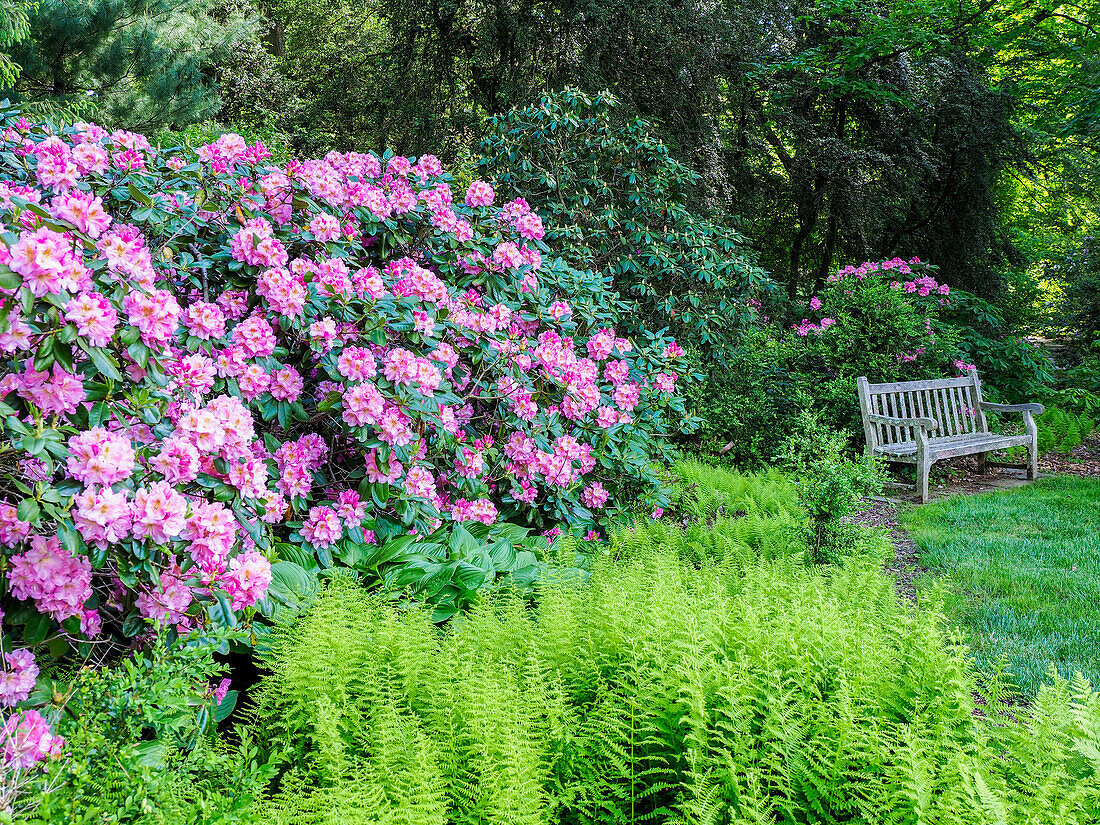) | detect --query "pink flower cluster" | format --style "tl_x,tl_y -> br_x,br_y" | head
793,317 -> 836,336
0,116 -> 690,675
1,709 -> 64,770
8,536 -> 93,624
829,256 -> 923,283
0,649 -> 38,706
